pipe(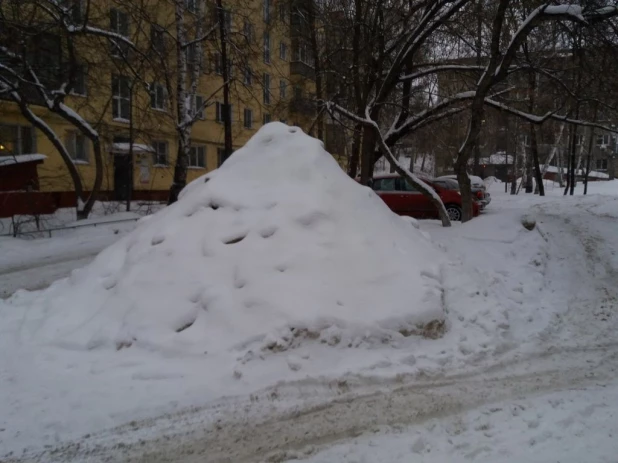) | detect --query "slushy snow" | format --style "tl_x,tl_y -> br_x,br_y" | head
11,123 -> 447,356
